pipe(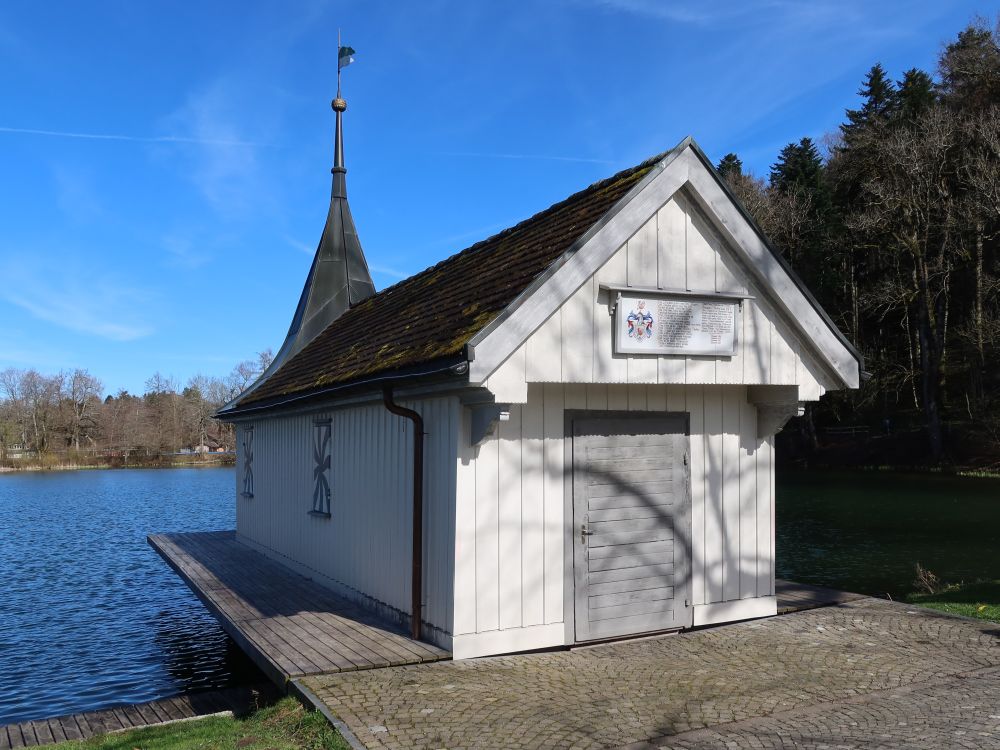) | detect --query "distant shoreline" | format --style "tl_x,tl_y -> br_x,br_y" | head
0,456 -> 236,474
